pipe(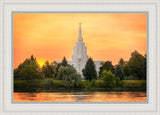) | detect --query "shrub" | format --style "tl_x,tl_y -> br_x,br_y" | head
43,79 -> 55,89
58,66 -> 76,88
81,81 -> 92,89
73,74 -> 81,88
95,81 -> 105,88
102,70 -> 115,88
115,77 -> 124,88
91,79 -> 96,87
63,75 -> 74,88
